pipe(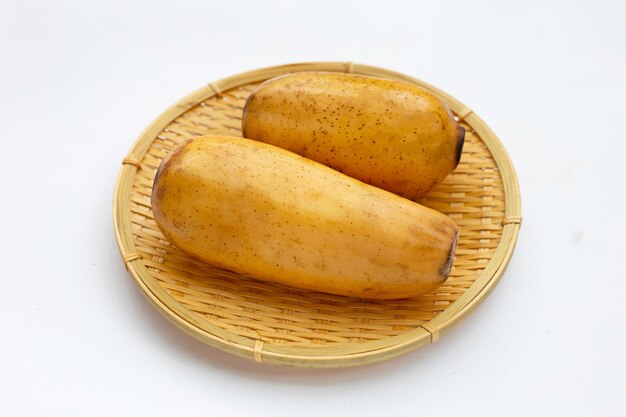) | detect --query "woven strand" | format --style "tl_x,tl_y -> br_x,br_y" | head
123,252 -> 142,271
457,107 -> 474,121
253,340 -> 264,363
421,323 -> 440,343
123,253 -> 142,263
345,62 -> 354,73
122,157 -> 142,169
209,82 -> 223,98
503,216 -> 522,225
